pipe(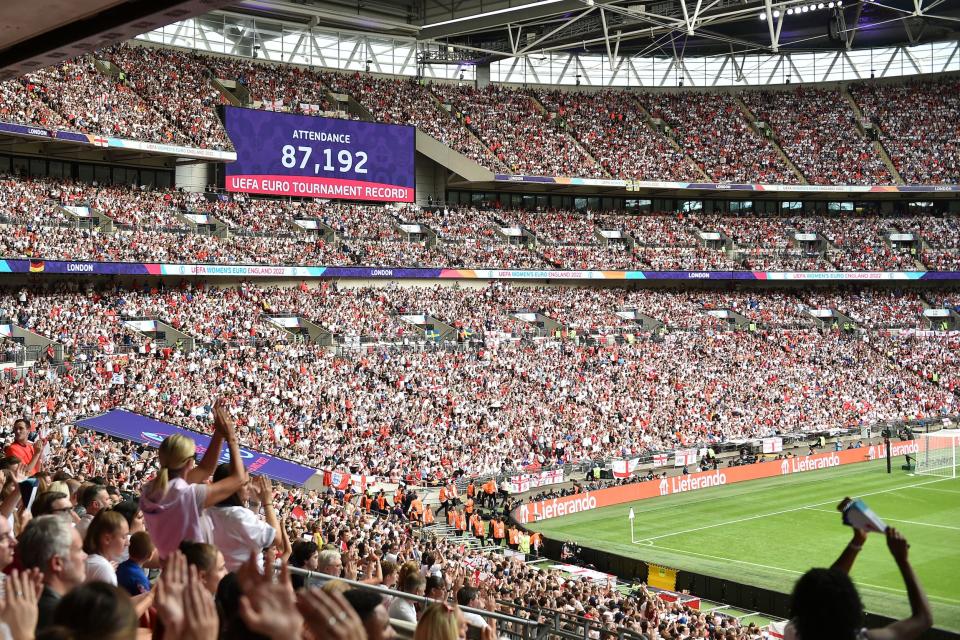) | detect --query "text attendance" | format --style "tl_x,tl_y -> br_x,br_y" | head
221,106 -> 415,203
